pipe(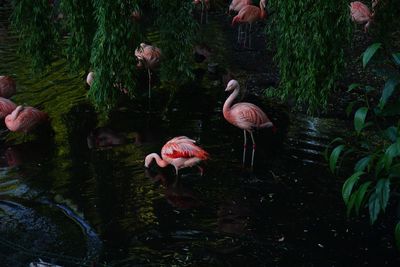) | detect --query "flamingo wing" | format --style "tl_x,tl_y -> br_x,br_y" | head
231,103 -> 270,128
162,137 -> 209,160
